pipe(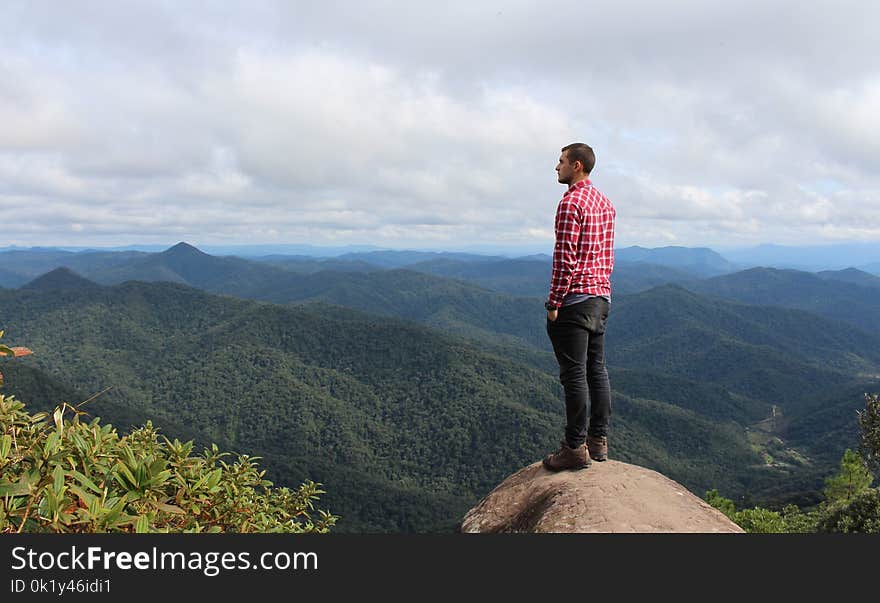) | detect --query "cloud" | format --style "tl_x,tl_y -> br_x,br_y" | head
0,1 -> 878,249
